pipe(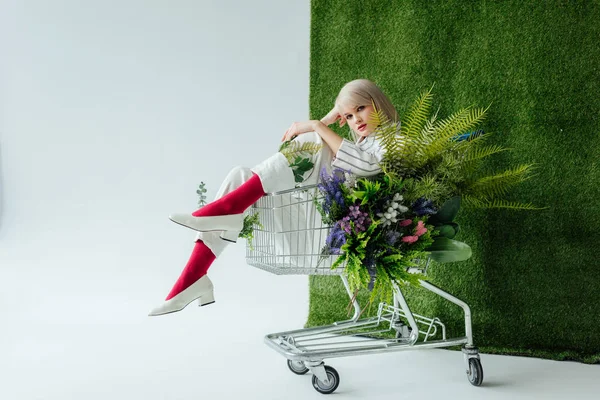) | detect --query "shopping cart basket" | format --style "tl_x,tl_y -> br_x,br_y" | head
245,185 -> 483,394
